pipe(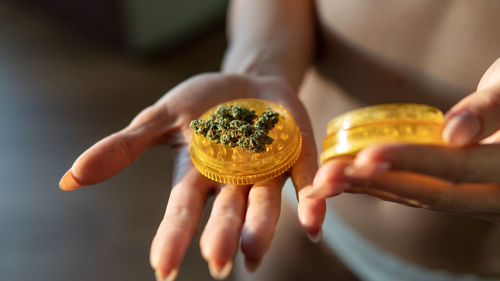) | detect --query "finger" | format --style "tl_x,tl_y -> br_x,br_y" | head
199,184 -> 250,280
303,158 -> 352,199
285,97 -> 325,239
477,57 -> 500,91
150,166 -> 215,280
293,143 -> 326,239
346,143 -> 500,184
240,177 -> 284,270
443,85 -> 500,147
482,130 -> 500,144
252,78 -> 327,239
346,172 -> 500,217
59,105 -> 176,190
444,56 -> 500,147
